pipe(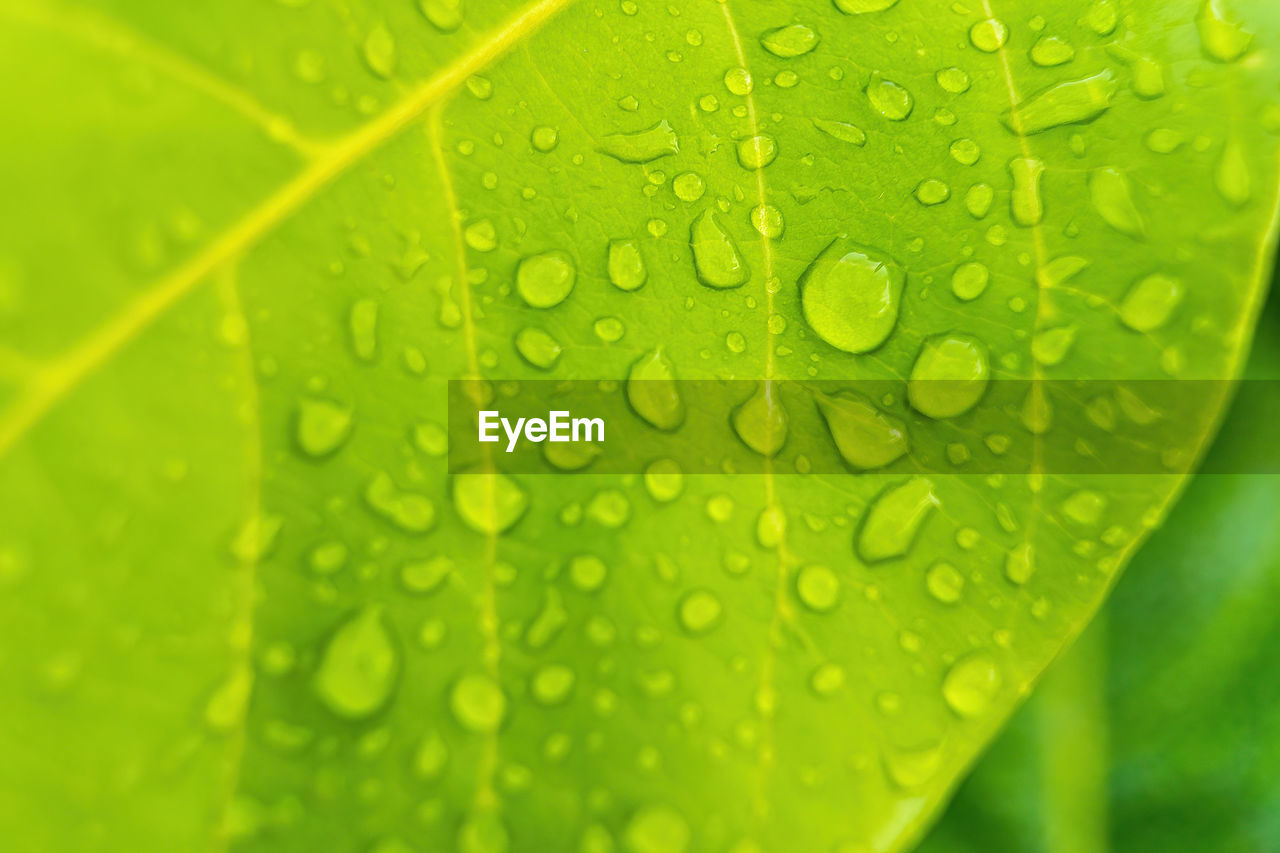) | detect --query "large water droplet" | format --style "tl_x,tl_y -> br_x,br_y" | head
951,262 -> 989,301
908,334 -> 991,419
1090,167 -> 1145,238
296,398 -> 353,457
732,382 -> 788,457
514,327 -> 563,370
517,250 -> 576,308
608,239 -> 647,291
1196,0 -> 1253,62
942,652 -> 1001,717
1009,158 -> 1045,227
450,672 -> 506,732
599,120 -> 679,163
314,607 -> 399,719
363,24 -> 397,79
736,135 -> 778,169
857,477 -> 938,563
1119,274 -> 1182,331
452,473 -> 528,533
816,390 -> 908,469
760,24 -> 820,57
969,18 -> 1008,53
1004,71 -> 1117,134
866,72 -> 913,121
627,349 -> 685,430
795,564 -> 840,612
799,237 -> 904,354
690,211 -> 749,289
1030,35 -> 1075,66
